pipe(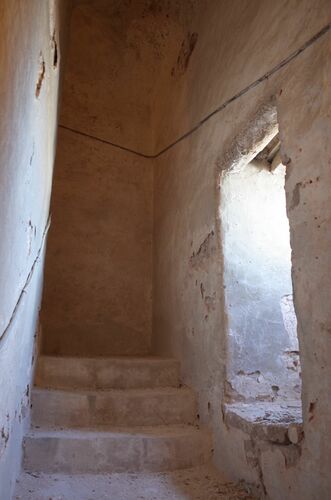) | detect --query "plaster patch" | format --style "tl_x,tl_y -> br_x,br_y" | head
51,31 -> 58,69
171,32 -> 198,77
189,231 -> 216,270
35,53 -> 45,98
